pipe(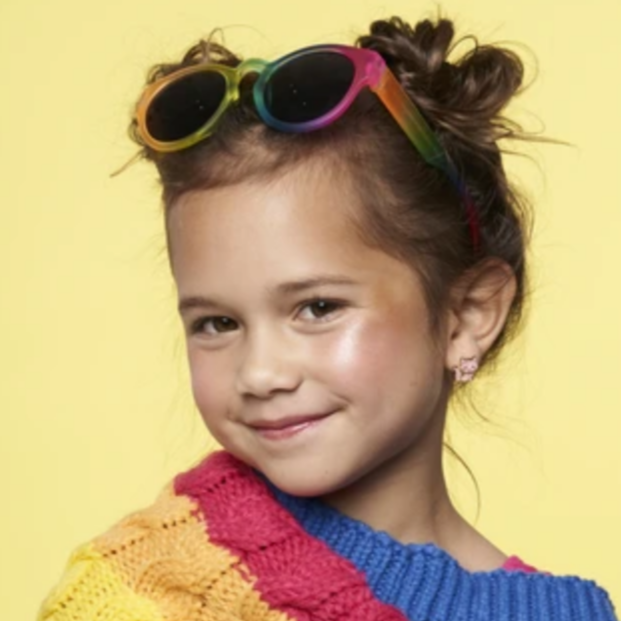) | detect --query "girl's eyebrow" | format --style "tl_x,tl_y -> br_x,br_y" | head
272,274 -> 360,296
178,274 -> 359,314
